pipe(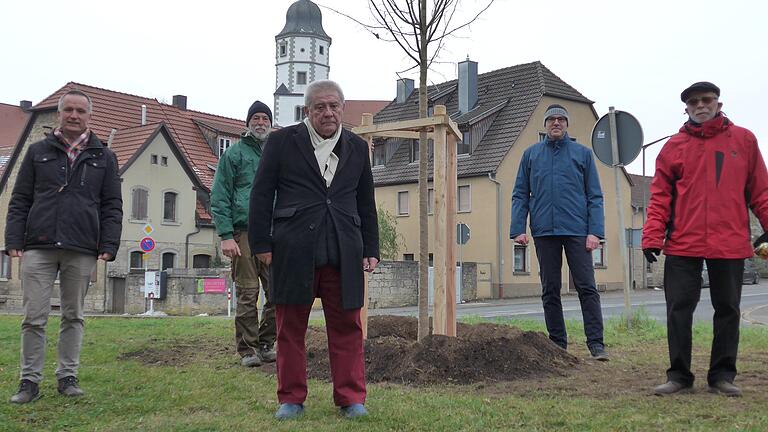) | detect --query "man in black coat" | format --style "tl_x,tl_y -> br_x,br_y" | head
6,90 -> 123,403
249,79 -> 379,420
